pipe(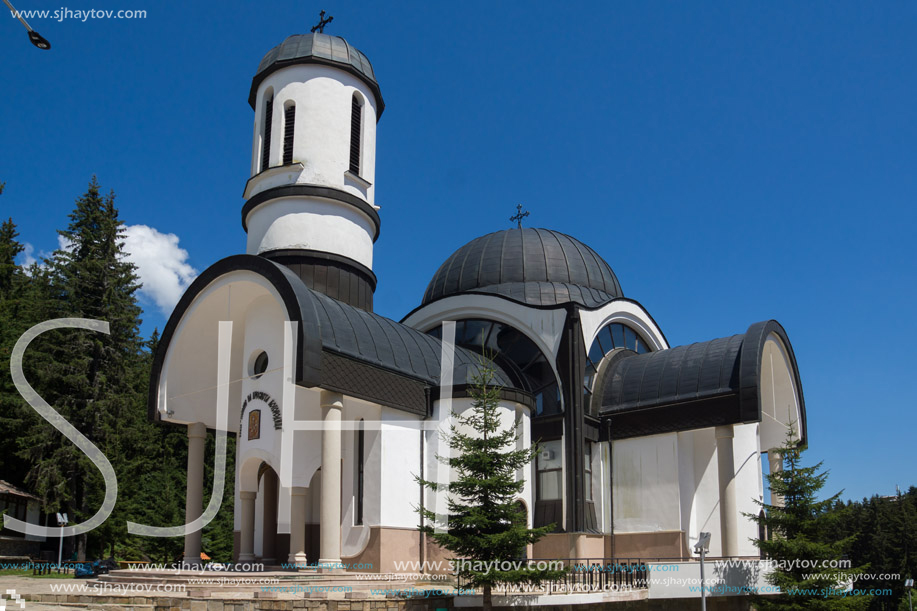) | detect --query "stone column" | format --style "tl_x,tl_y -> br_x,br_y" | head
238,491 -> 257,562
288,487 -> 308,566
768,450 -> 784,507
715,425 -> 738,557
261,470 -> 278,564
319,391 -> 343,569
182,422 -> 207,566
